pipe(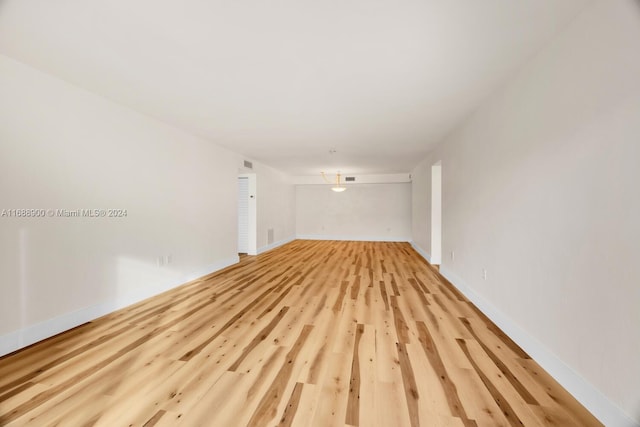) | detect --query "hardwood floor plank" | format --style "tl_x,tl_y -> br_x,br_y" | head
173,370 -> 244,426
390,295 -> 412,344
247,324 -> 314,426
297,308 -> 337,385
357,324 -> 378,427
376,382 -> 413,427
456,339 -> 544,426
396,342 -> 420,427
345,323 -> 364,426
178,283 -> 282,361
457,339 -> 524,427
310,352 -> 353,427
416,321 -> 478,427
142,409 -> 167,427
288,383 -> 319,427
516,359 -> 603,427
278,381 -> 304,427
459,317 -> 539,406
228,306 -> 290,372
